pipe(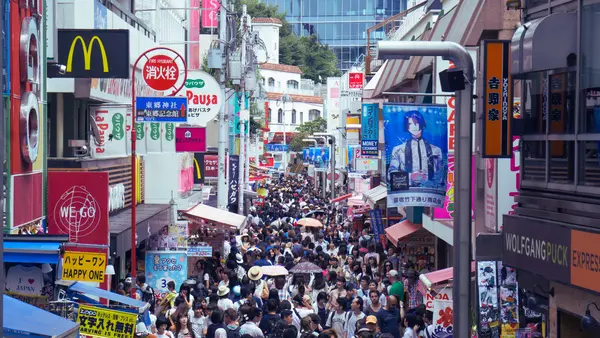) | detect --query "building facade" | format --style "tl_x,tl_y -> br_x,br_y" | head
261,0 -> 408,71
